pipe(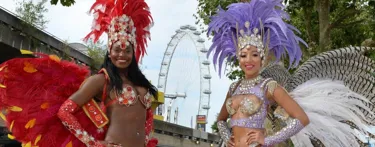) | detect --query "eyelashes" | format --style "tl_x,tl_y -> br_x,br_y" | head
239,54 -> 259,58
113,49 -> 132,53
